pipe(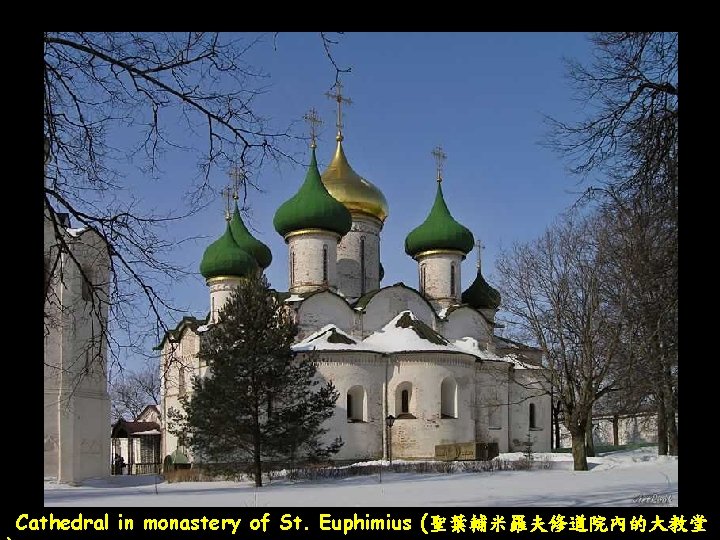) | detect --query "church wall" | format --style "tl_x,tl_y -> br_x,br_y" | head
44,225 -> 111,483
474,362 -> 511,453
208,277 -> 243,322
508,368 -> 552,453
287,233 -> 339,293
313,352 -> 386,460
336,215 -> 382,300
442,307 -> 491,344
387,353 -> 476,459
296,293 -> 355,340
361,286 -> 436,337
415,252 -> 464,309
160,330 -> 202,462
